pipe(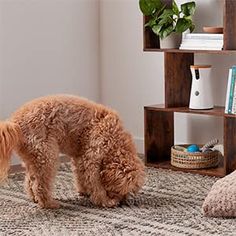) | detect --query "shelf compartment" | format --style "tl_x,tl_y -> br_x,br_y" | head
145,104 -> 236,118
146,160 -> 225,177
143,0 -> 236,51
144,106 -> 236,177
